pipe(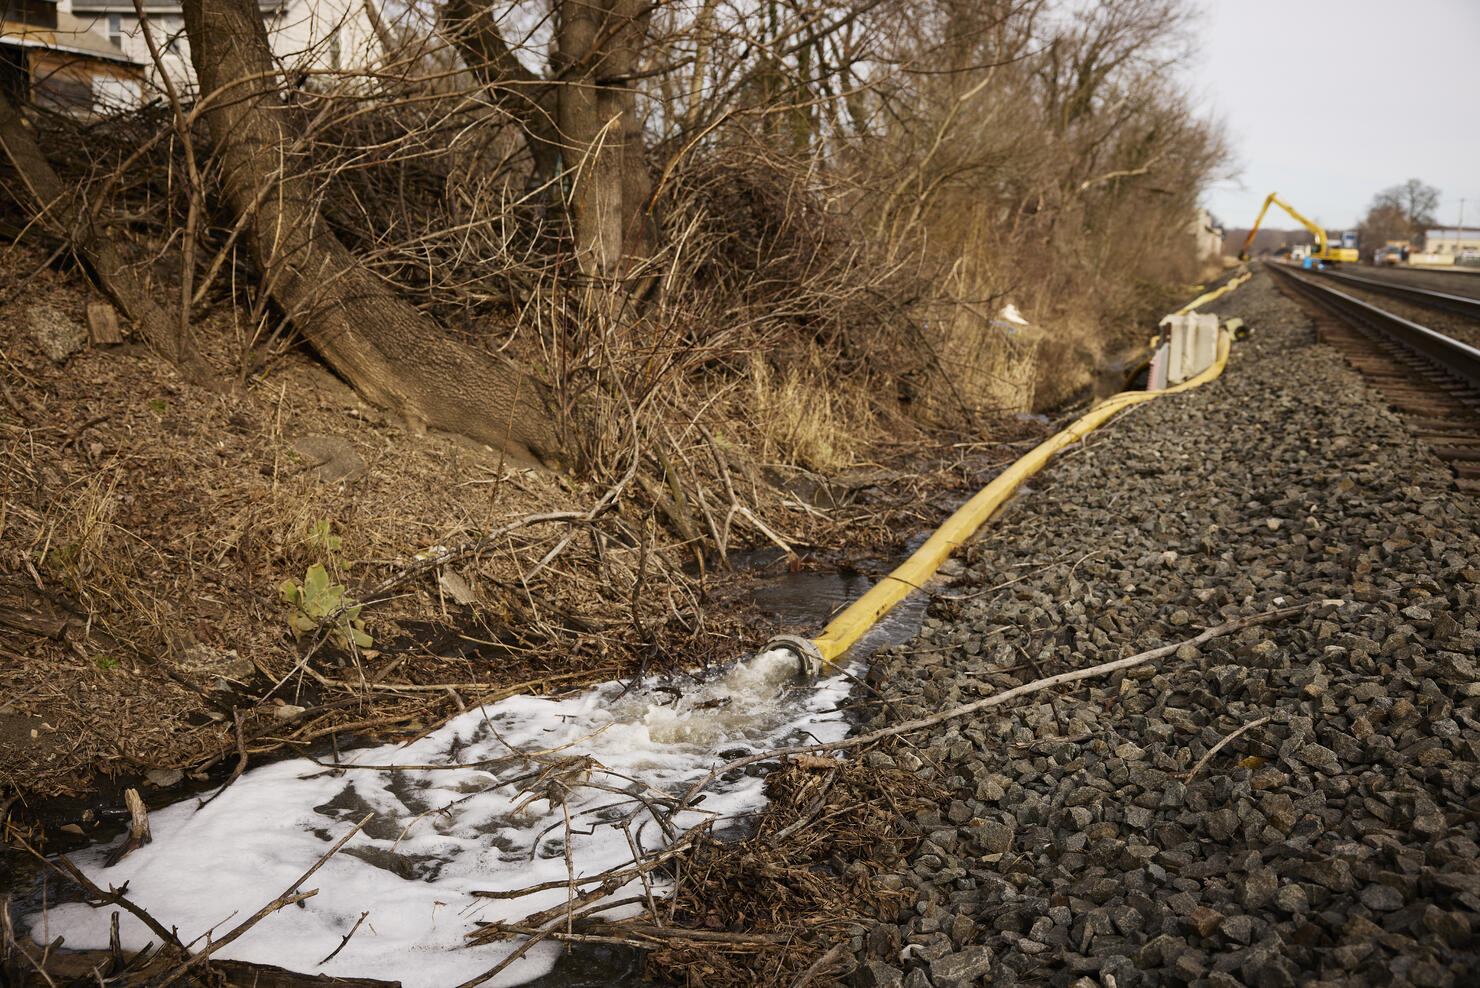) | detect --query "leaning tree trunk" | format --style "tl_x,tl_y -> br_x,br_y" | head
0,92 -> 217,385
183,0 -> 563,467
